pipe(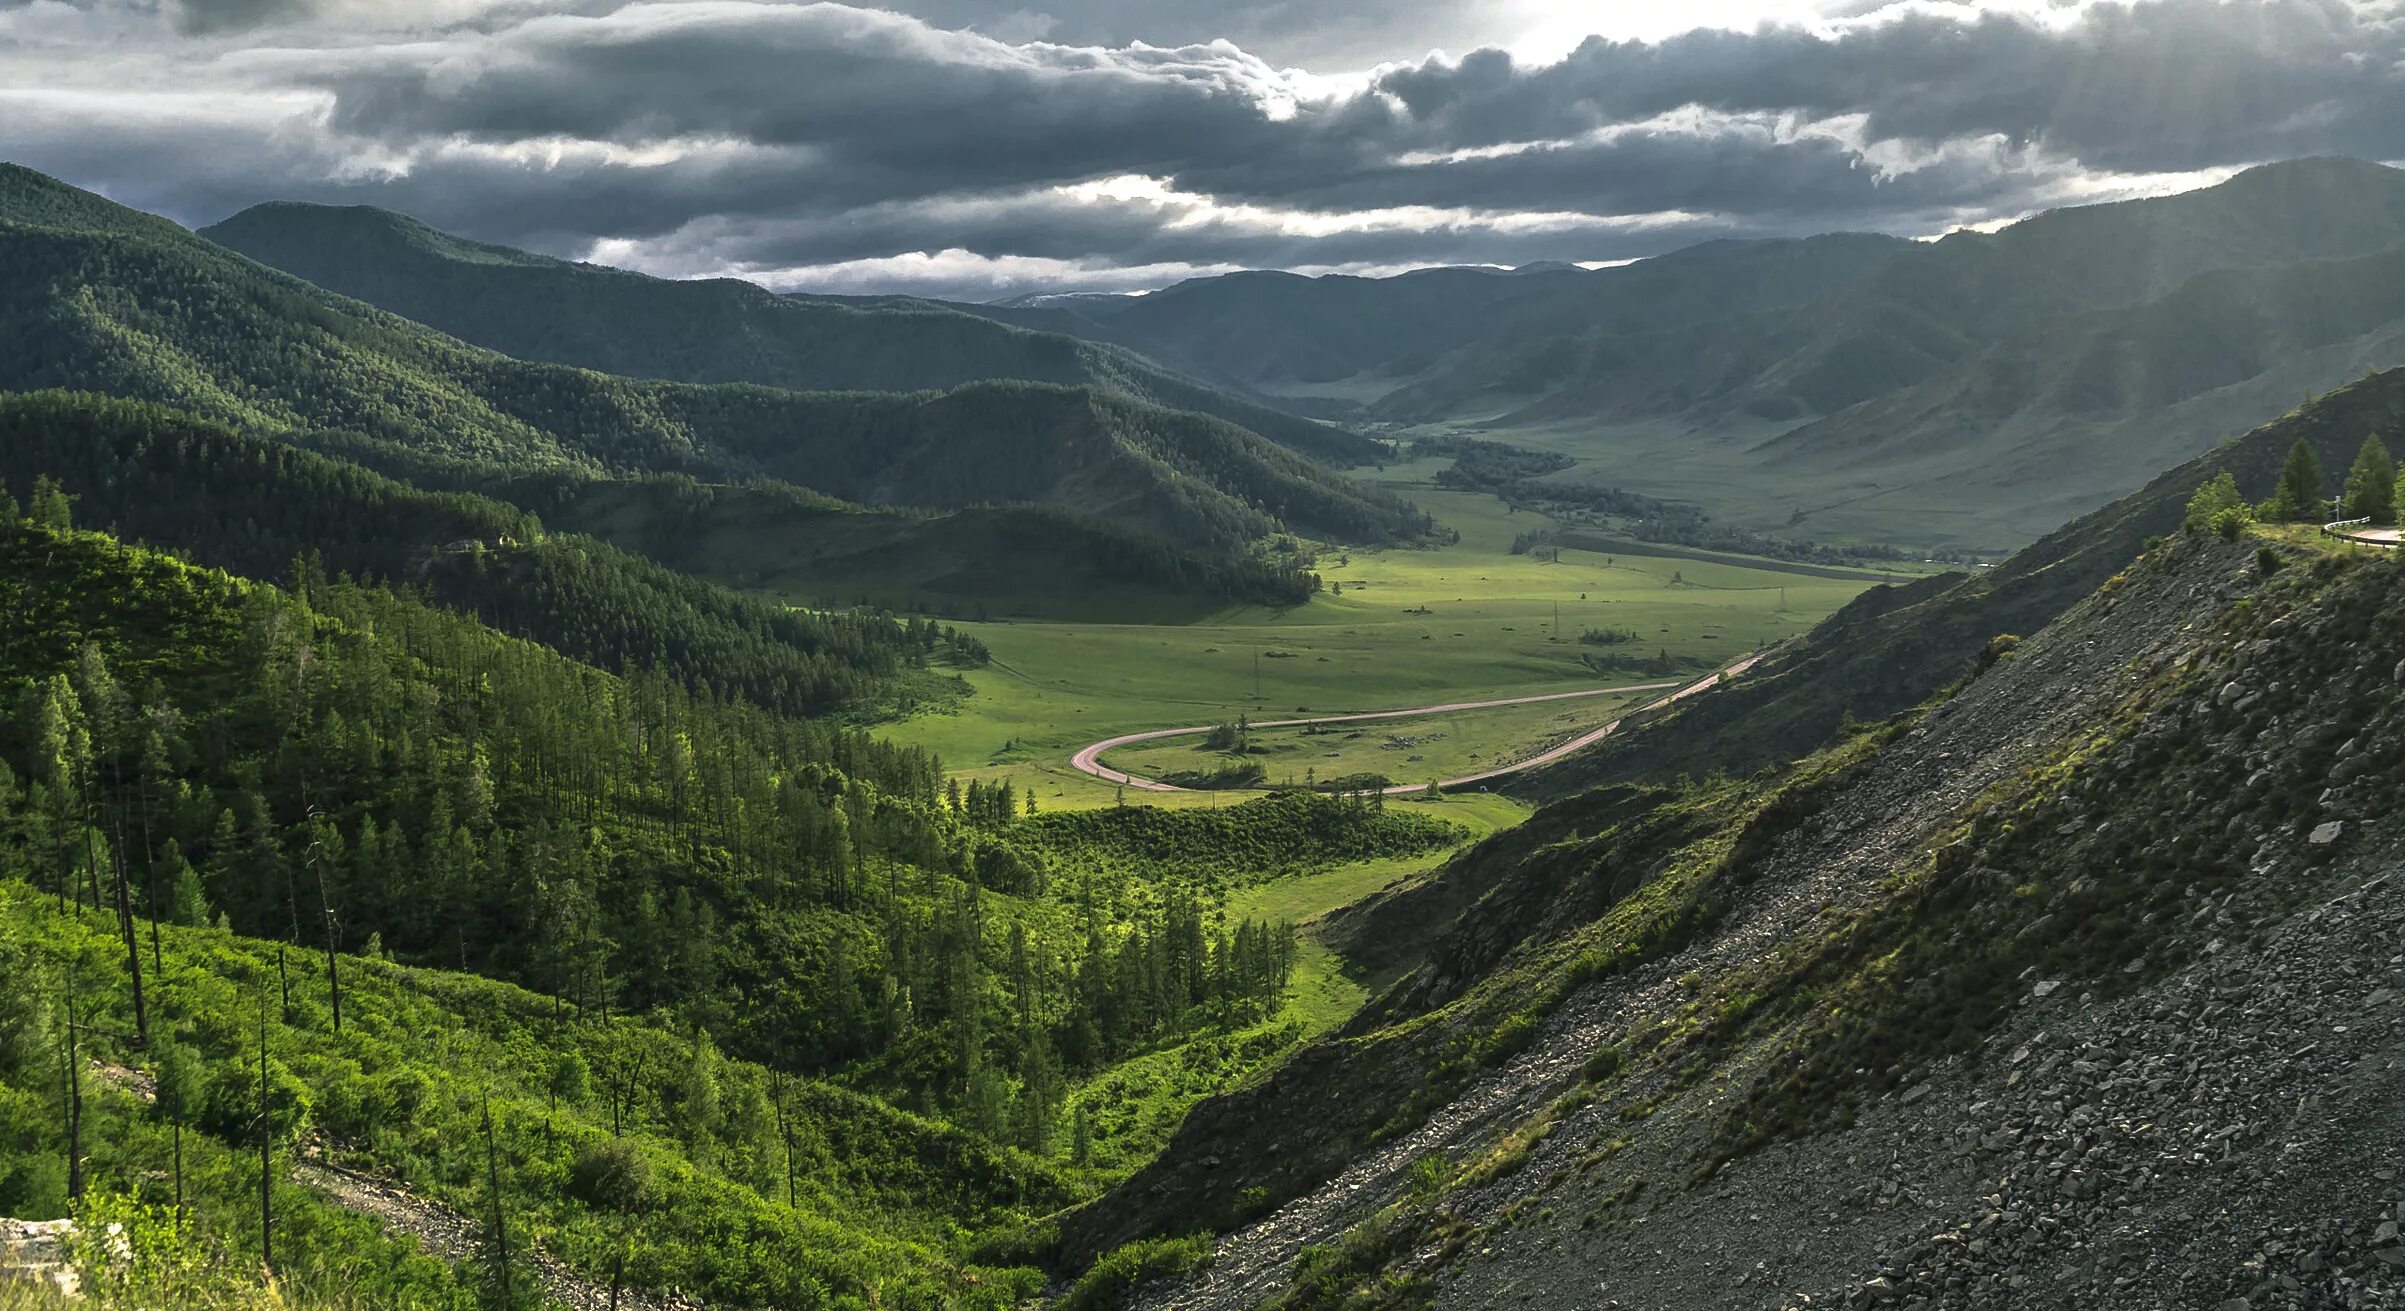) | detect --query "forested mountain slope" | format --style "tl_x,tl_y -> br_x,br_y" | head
0,507 -> 1444,1107
0,391 -> 986,721
0,165 -> 1424,552
0,871 -> 1078,1309
1059,474 -> 2405,1311
200,201 -> 1379,468
487,474 -> 1323,617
